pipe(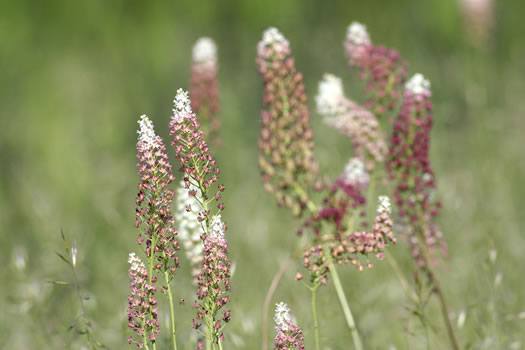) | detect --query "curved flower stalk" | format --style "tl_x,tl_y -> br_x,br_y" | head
127,253 -> 160,349
256,27 -> 319,217
273,302 -> 305,350
387,74 -> 459,350
194,215 -> 232,348
316,74 -> 387,171
387,74 -> 447,266
190,37 -> 221,147
170,89 -> 230,349
175,180 -> 203,284
134,114 -> 179,350
344,22 -> 408,121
